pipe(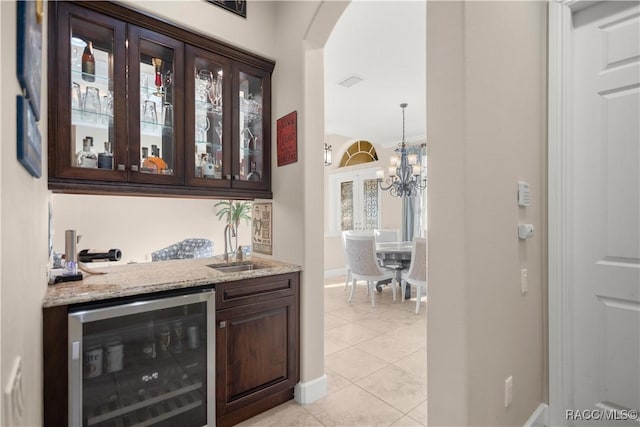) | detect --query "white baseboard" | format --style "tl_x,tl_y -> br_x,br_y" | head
324,268 -> 346,279
524,403 -> 549,427
294,374 -> 327,404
